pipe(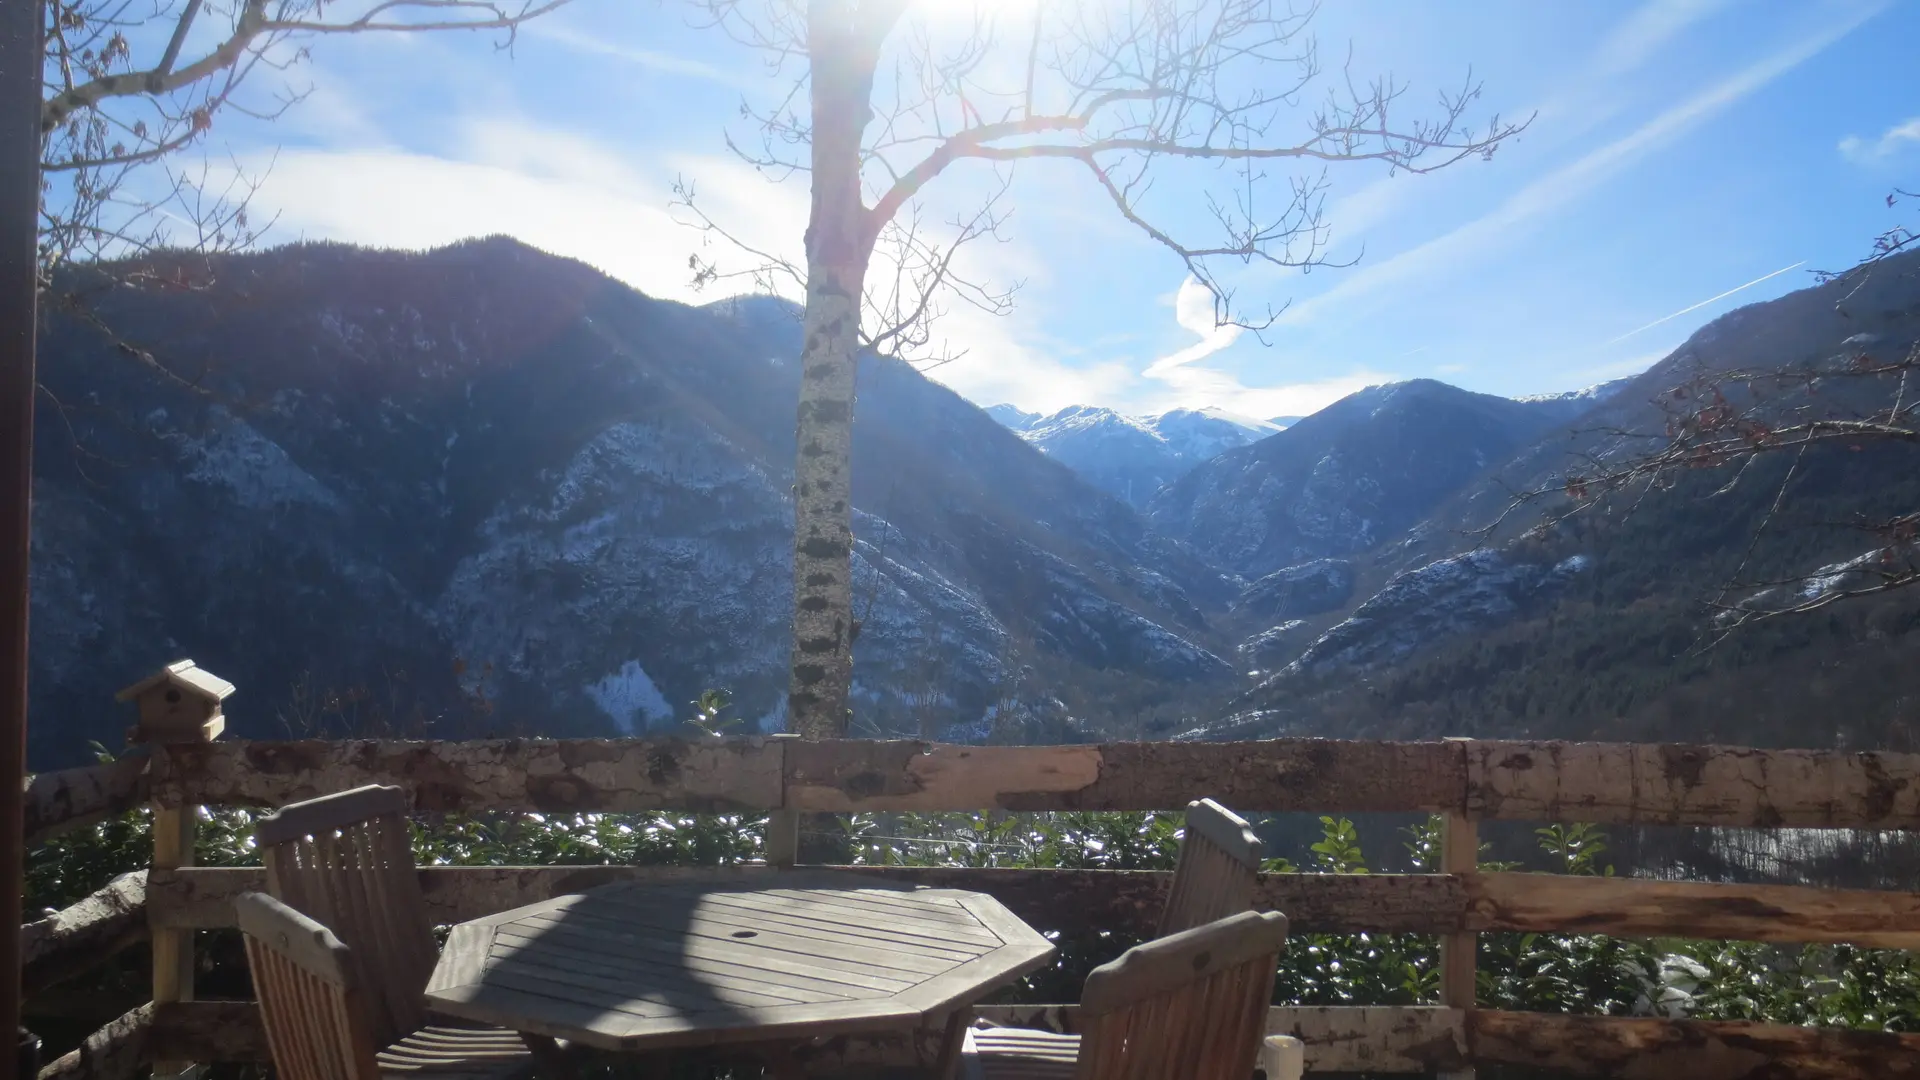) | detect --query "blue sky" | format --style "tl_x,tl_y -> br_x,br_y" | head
207,0 -> 1918,419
